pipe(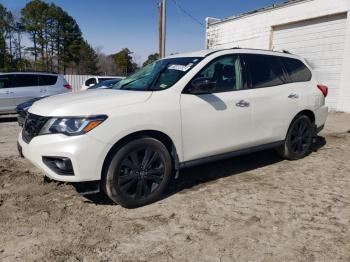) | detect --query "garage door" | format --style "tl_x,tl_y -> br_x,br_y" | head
272,13 -> 347,110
